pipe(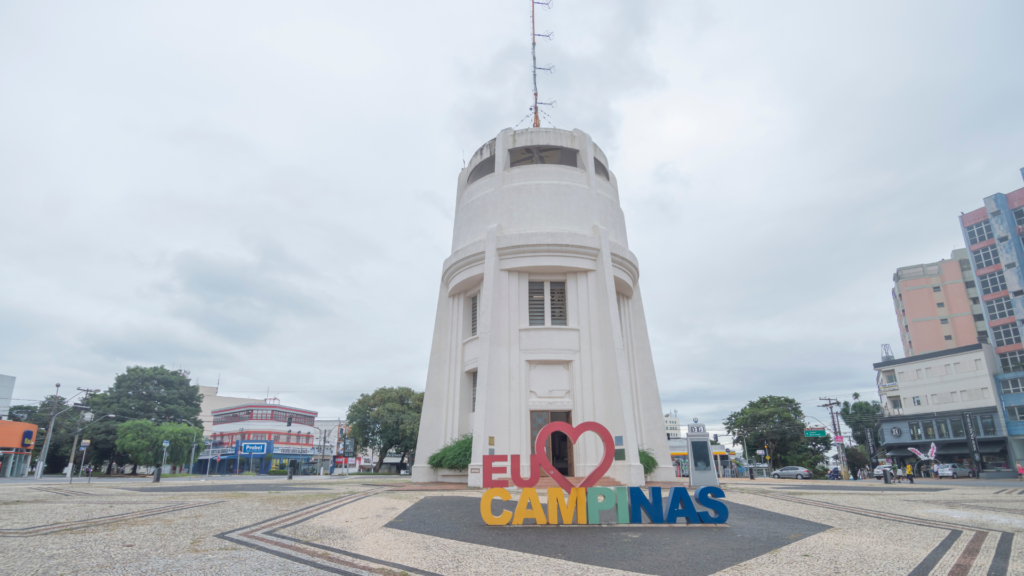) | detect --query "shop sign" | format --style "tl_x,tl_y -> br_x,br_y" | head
962,412 -> 983,470
240,442 -> 267,455
480,421 -> 729,526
